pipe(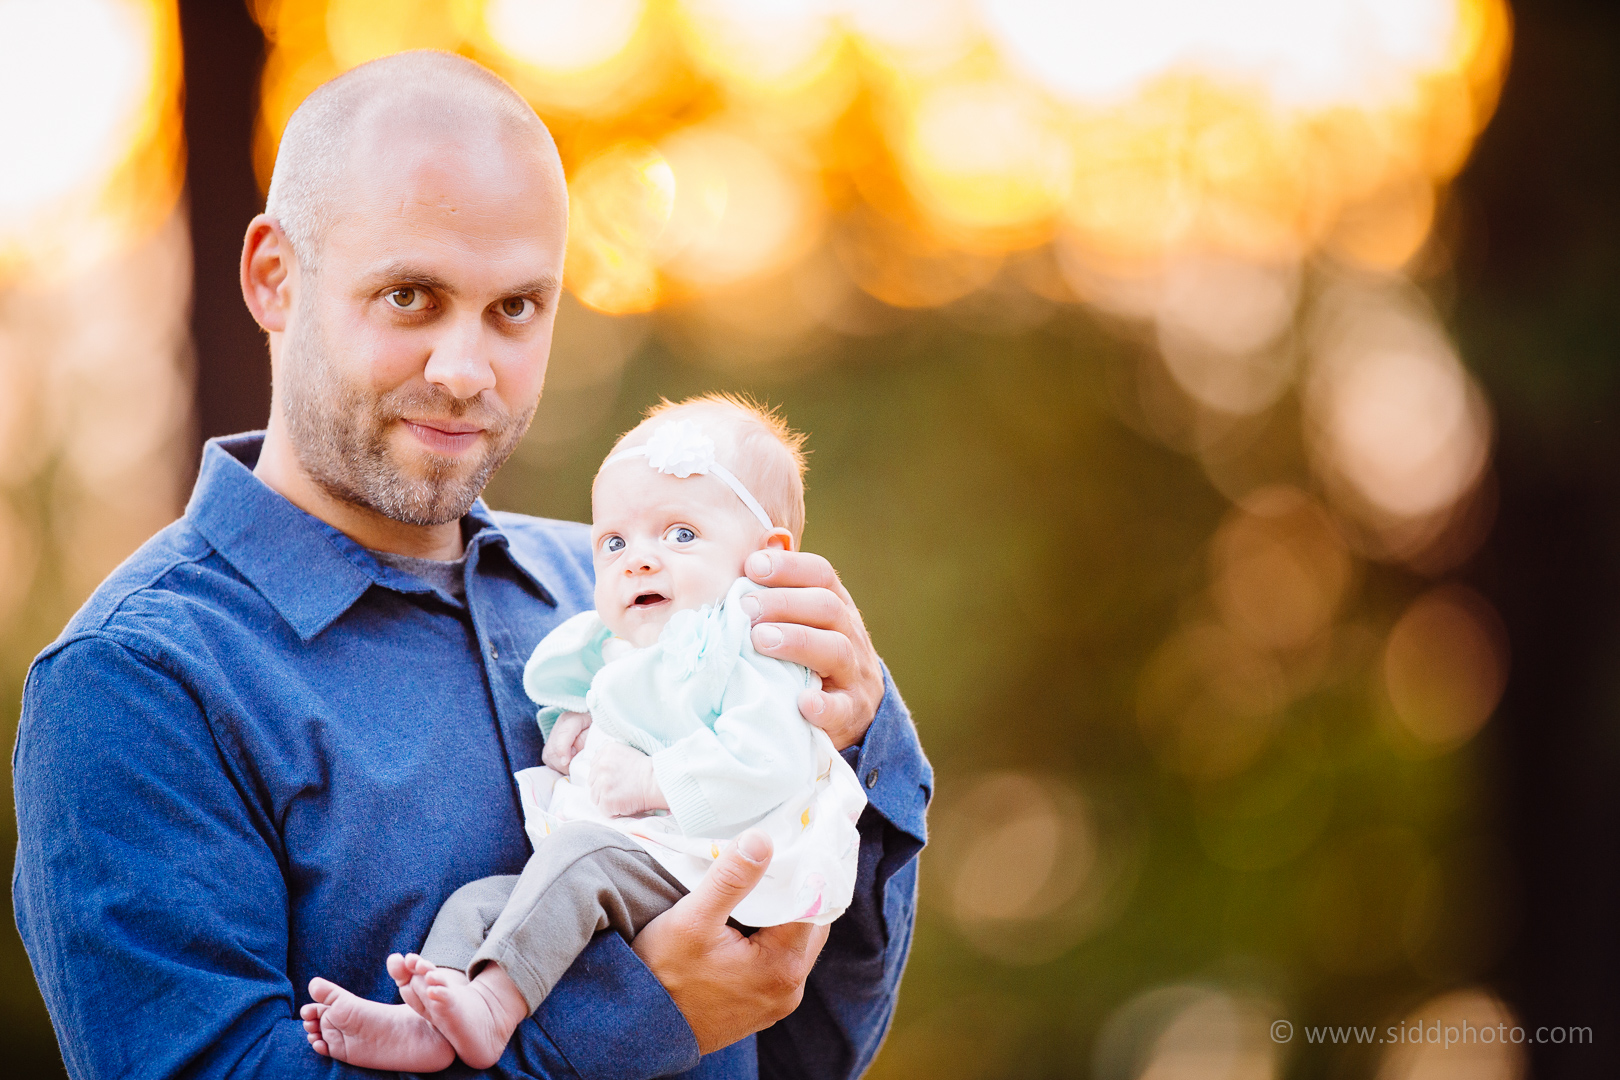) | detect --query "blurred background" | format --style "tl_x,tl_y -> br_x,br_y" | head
0,0 -> 1613,1077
